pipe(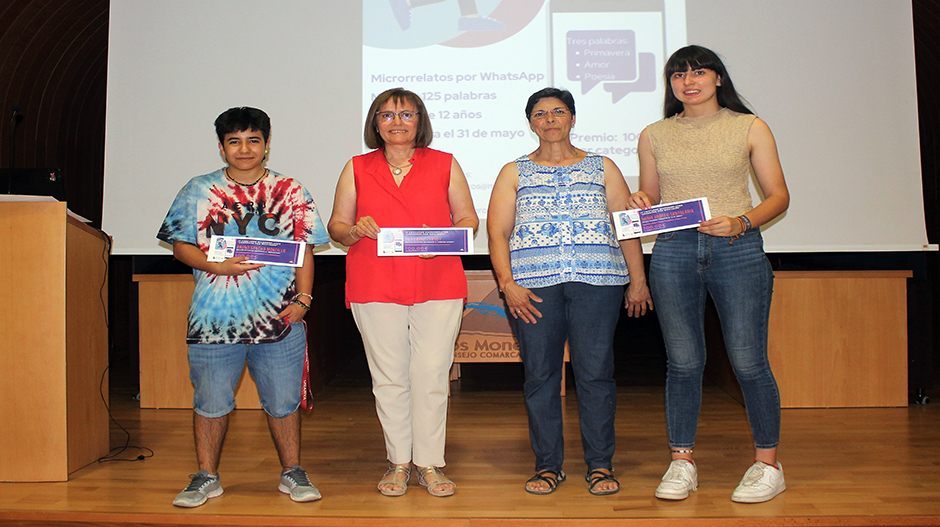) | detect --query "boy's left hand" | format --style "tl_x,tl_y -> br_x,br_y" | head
276,303 -> 308,324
